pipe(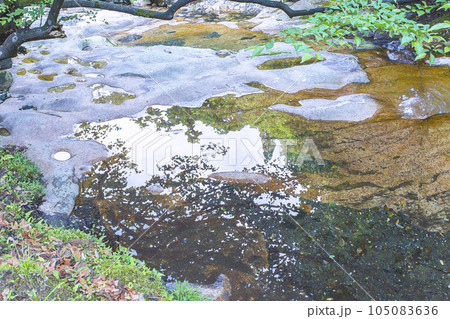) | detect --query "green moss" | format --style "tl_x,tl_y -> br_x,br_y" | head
53,57 -> 107,69
257,56 -> 322,70
95,258 -> 166,298
38,73 -> 58,81
135,9 -> 154,18
80,60 -> 107,69
48,83 -> 76,93
0,128 -> 11,136
0,70 -> 13,90
22,58 -> 40,63
28,69 -> 42,75
53,58 -> 69,64
0,148 -> 45,205
88,84 -> 136,105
